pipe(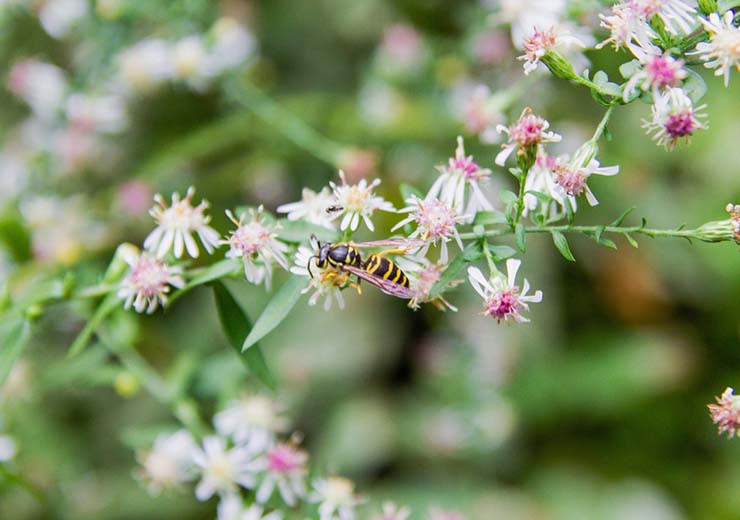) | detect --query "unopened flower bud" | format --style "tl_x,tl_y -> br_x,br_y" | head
540,50 -> 578,81
114,371 -> 141,398
695,219 -> 736,243
104,243 -> 140,284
